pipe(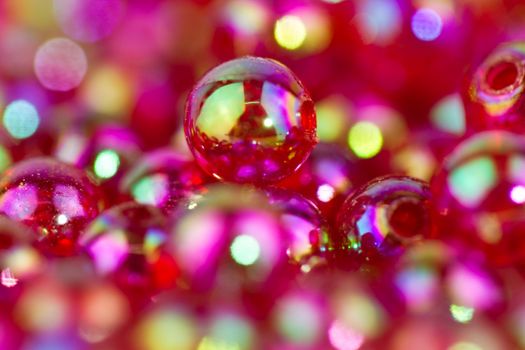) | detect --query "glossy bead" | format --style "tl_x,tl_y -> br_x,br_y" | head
264,187 -> 330,272
185,56 -> 317,184
167,184 -> 293,316
120,149 -> 210,214
335,175 -> 432,263
464,41 -> 525,131
79,202 -> 179,294
0,158 -> 104,256
432,130 -> 525,266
